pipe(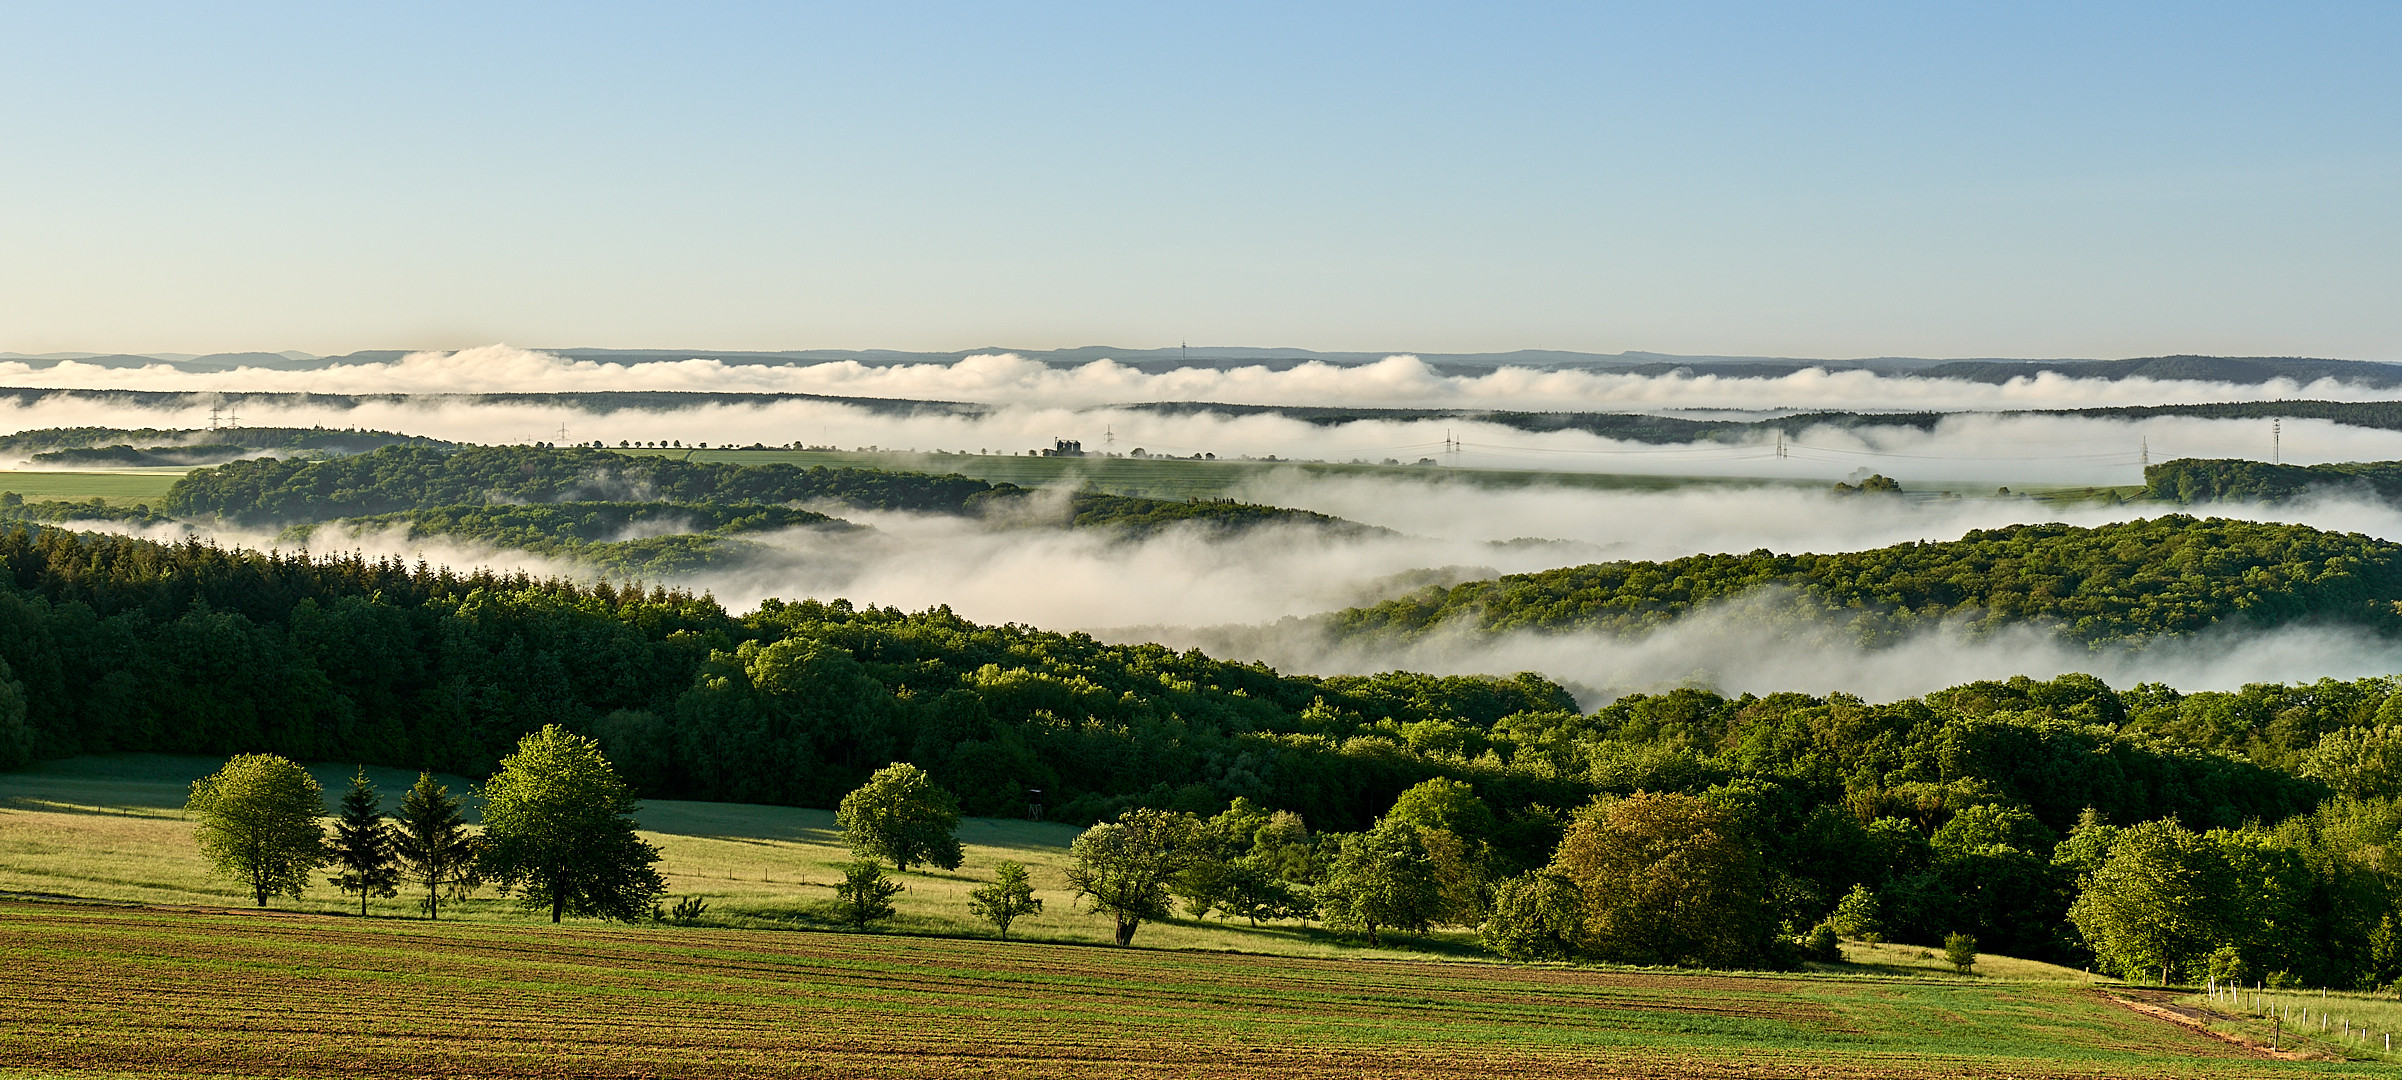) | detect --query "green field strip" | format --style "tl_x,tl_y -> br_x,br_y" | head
0,470 -> 185,505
